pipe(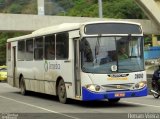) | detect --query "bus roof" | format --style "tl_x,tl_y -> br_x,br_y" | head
7,21 -> 141,42
32,23 -> 81,35
7,23 -> 81,42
